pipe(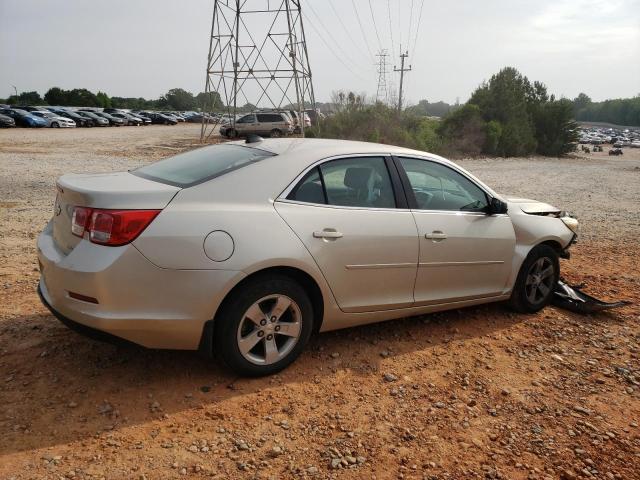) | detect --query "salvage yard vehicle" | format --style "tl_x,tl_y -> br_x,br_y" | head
0,108 -> 48,127
37,139 -> 579,376
220,112 -> 293,138
0,112 -> 16,127
31,110 -> 76,128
